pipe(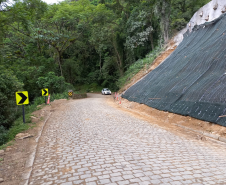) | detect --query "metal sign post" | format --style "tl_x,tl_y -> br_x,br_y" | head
15,91 -> 29,124
22,105 -> 25,123
42,88 -> 49,104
